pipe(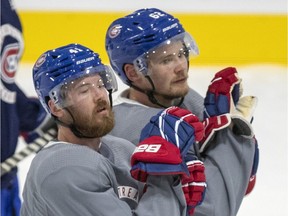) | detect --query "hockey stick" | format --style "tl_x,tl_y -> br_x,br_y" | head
1,128 -> 57,177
